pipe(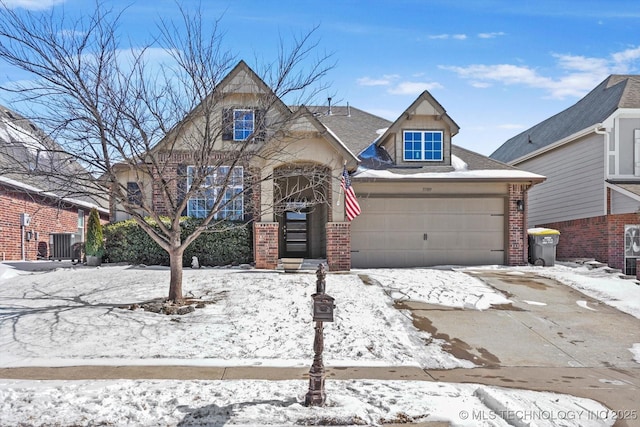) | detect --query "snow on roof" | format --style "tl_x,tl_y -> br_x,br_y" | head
0,114 -> 47,154
451,154 -> 468,171
0,175 -> 108,213
354,166 -> 545,181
